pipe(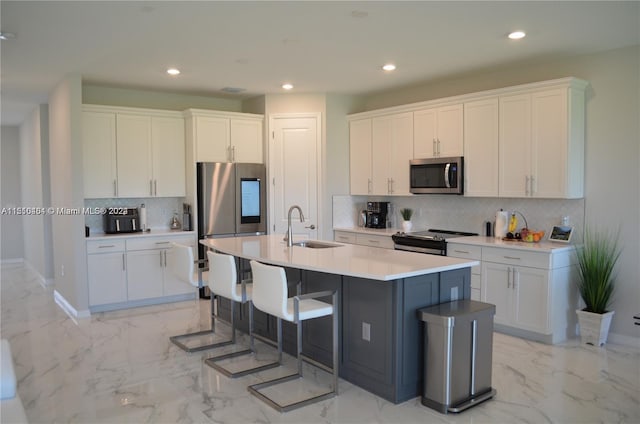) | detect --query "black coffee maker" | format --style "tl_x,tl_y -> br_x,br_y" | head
365,202 -> 390,228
